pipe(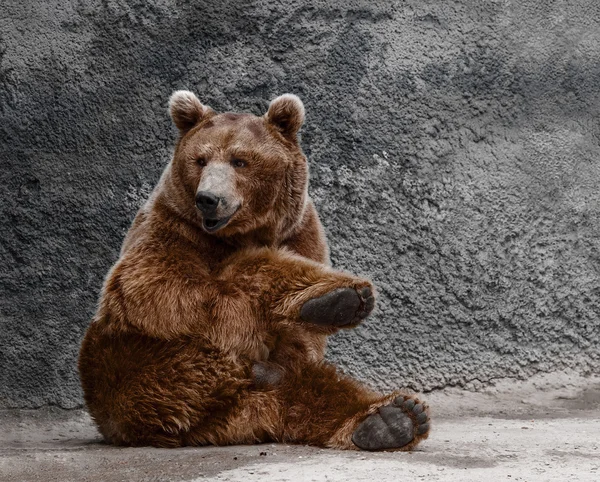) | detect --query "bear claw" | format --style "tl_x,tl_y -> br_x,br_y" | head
351,396 -> 430,451
300,286 -> 374,327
